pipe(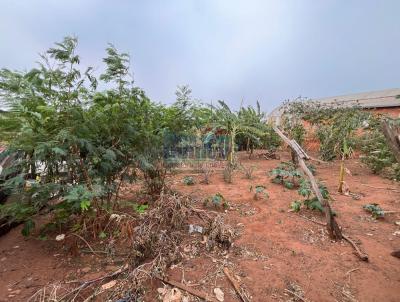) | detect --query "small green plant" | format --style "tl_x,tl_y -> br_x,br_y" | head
99,231 -> 107,239
134,204 -> 149,214
250,185 -> 269,200
204,192 -> 228,209
183,176 -> 195,185
270,162 -> 303,189
290,200 -> 302,212
303,198 -> 324,212
363,203 -> 384,218
121,201 -> 149,214
223,165 -> 234,183
290,179 -> 330,214
21,219 -> 35,237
